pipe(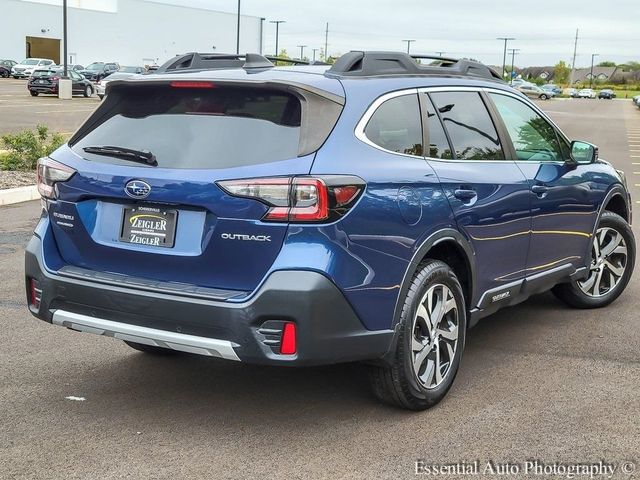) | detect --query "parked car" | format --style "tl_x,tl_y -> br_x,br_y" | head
598,89 -> 616,99
0,59 -> 17,78
542,84 -> 562,95
95,71 -> 138,99
578,88 -> 597,99
633,95 -> 640,107
11,58 -> 55,78
28,68 -> 94,97
118,66 -> 145,74
517,83 -> 552,99
567,88 -> 579,98
26,51 -> 635,410
78,62 -> 119,81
